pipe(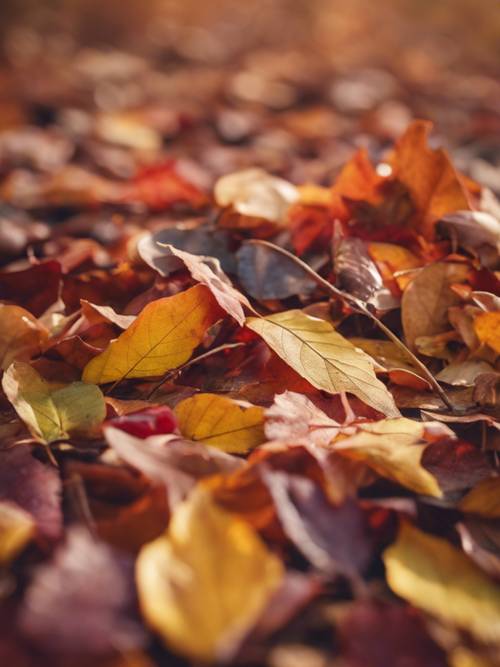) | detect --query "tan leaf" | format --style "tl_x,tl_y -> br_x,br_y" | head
401,262 -> 470,350
136,487 -> 284,662
334,418 -> 442,497
214,168 -> 299,223
0,304 -> 48,370
82,284 -> 223,385
175,393 -> 265,453
383,521 -> 500,643
2,361 -> 106,443
246,310 -> 400,417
